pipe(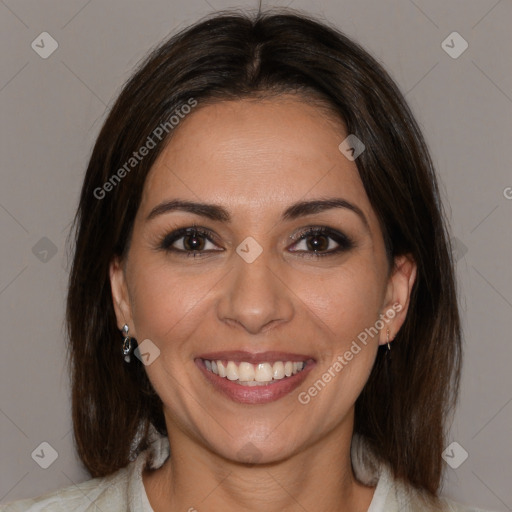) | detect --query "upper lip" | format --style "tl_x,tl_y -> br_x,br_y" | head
196,351 -> 315,364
